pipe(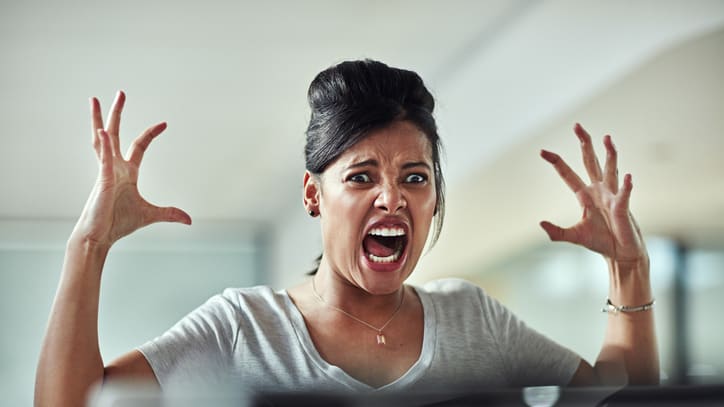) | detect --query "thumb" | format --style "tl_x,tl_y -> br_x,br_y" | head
540,220 -> 576,243
149,205 -> 193,225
